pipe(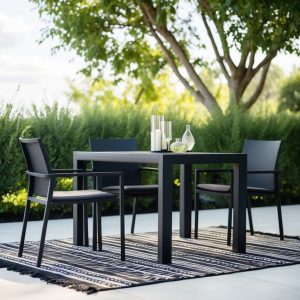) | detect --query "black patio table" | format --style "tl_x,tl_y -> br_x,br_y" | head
73,151 -> 247,264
